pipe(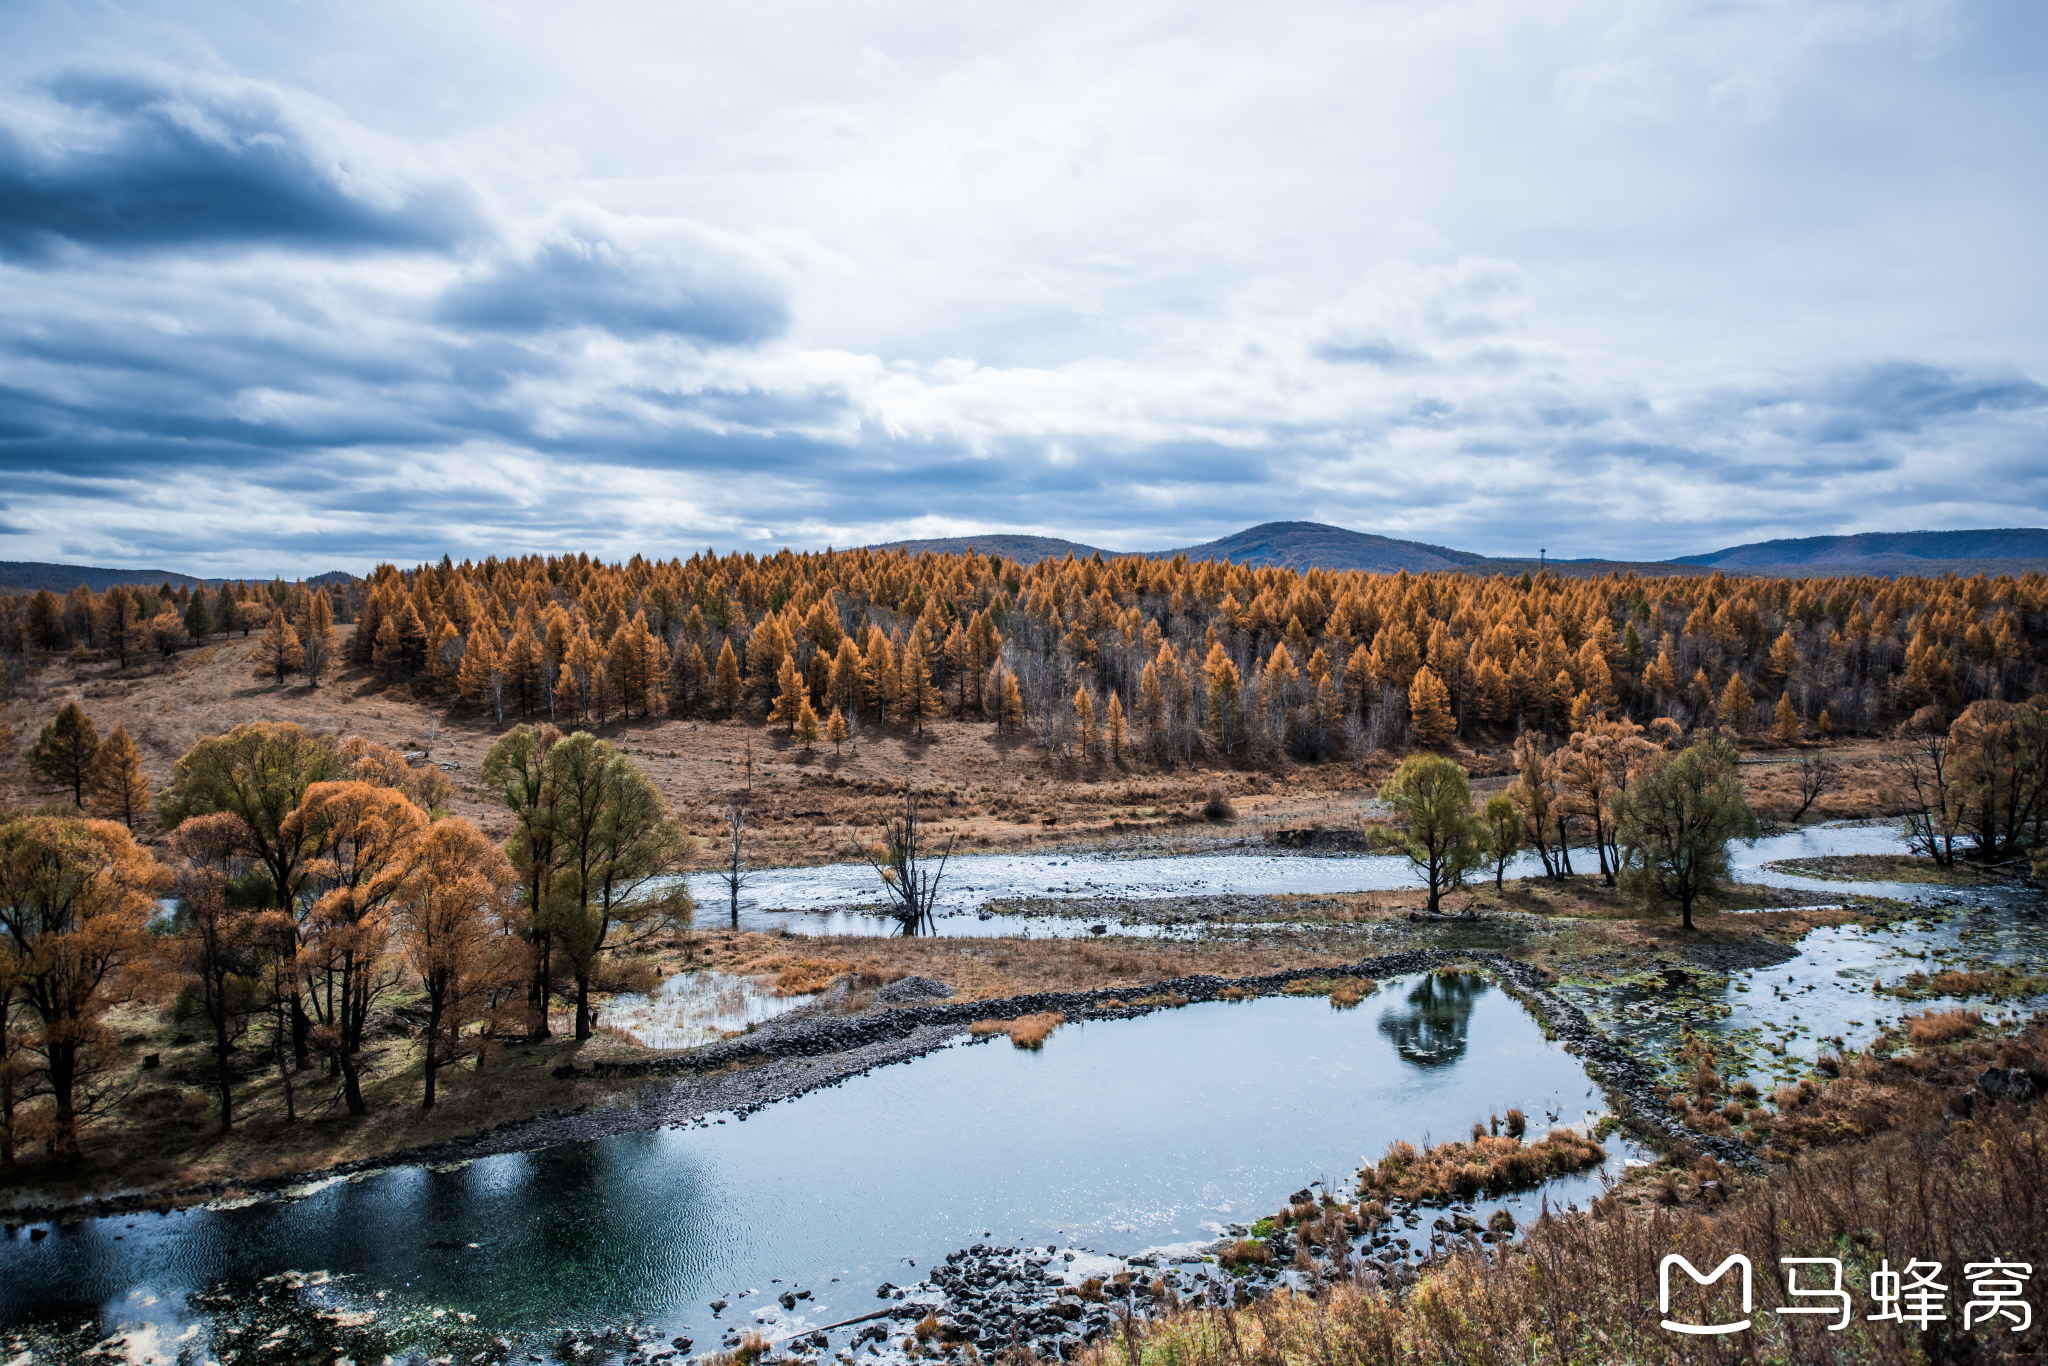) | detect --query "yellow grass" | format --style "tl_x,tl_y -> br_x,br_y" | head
1906,1007 -> 1983,1046
1357,1128 -> 1607,1201
970,1011 -> 1067,1049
